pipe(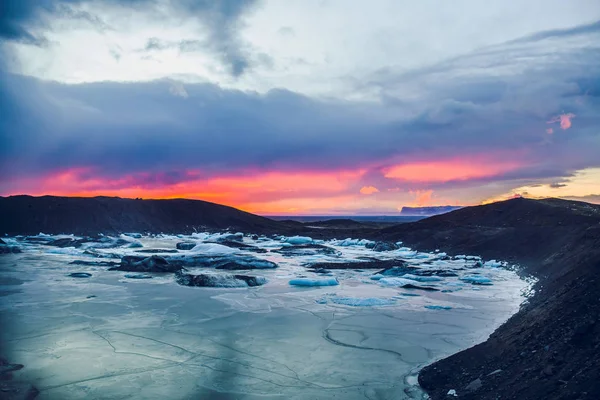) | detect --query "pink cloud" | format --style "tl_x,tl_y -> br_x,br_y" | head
408,189 -> 434,206
547,113 -> 576,130
383,158 -> 522,183
546,128 -> 554,134
360,186 -> 379,195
